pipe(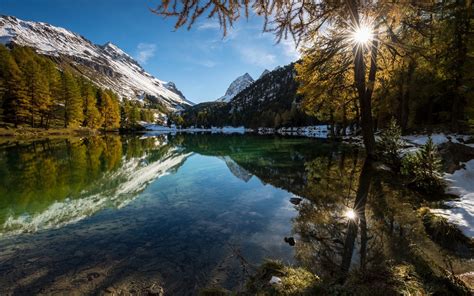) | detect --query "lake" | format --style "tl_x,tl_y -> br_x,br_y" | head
0,133 -> 472,295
